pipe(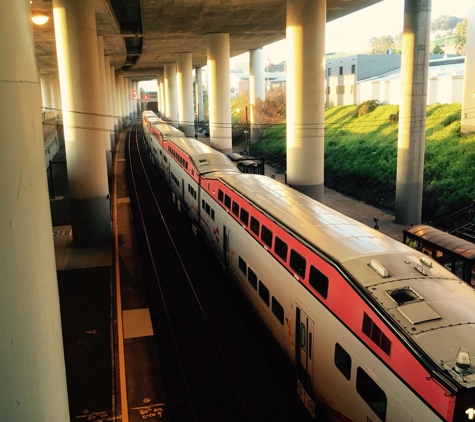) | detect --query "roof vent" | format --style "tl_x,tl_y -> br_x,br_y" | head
388,287 -> 423,306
